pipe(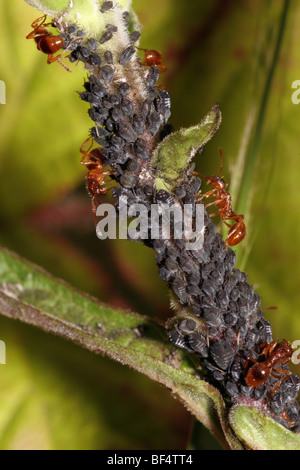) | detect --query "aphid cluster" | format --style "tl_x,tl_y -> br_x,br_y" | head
30,4 -> 171,215
27,4 -> 300,433
165,206 -> 300,430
